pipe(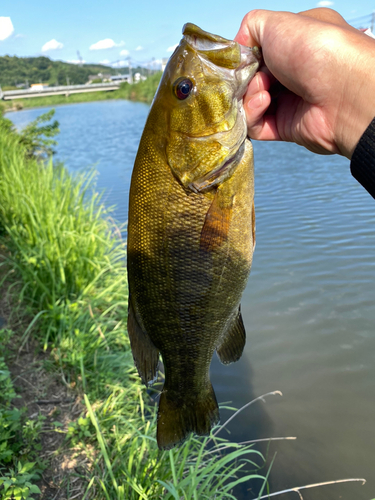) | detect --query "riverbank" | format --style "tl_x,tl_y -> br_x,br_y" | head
0,72 -> 162,113
0,106 -> 267,499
